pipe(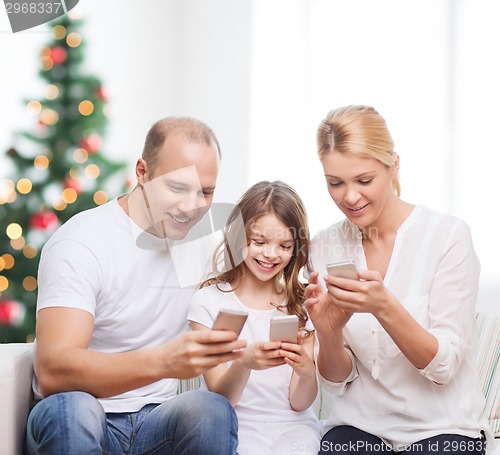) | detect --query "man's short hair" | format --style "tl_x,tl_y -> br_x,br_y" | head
142,117 -> 221,174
